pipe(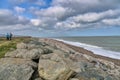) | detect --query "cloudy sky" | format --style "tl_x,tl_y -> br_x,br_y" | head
0,0 -> 120,37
